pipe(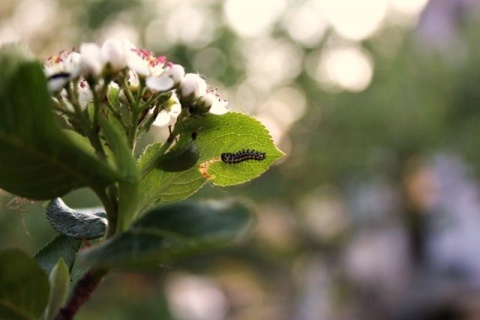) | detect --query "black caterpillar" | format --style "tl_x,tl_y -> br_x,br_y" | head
221,149 -> 266,164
